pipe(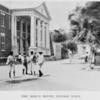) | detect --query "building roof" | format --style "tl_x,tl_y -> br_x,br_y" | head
0,1 -> 42,9
0,4 -> 10,13
0,1 -> 51,20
